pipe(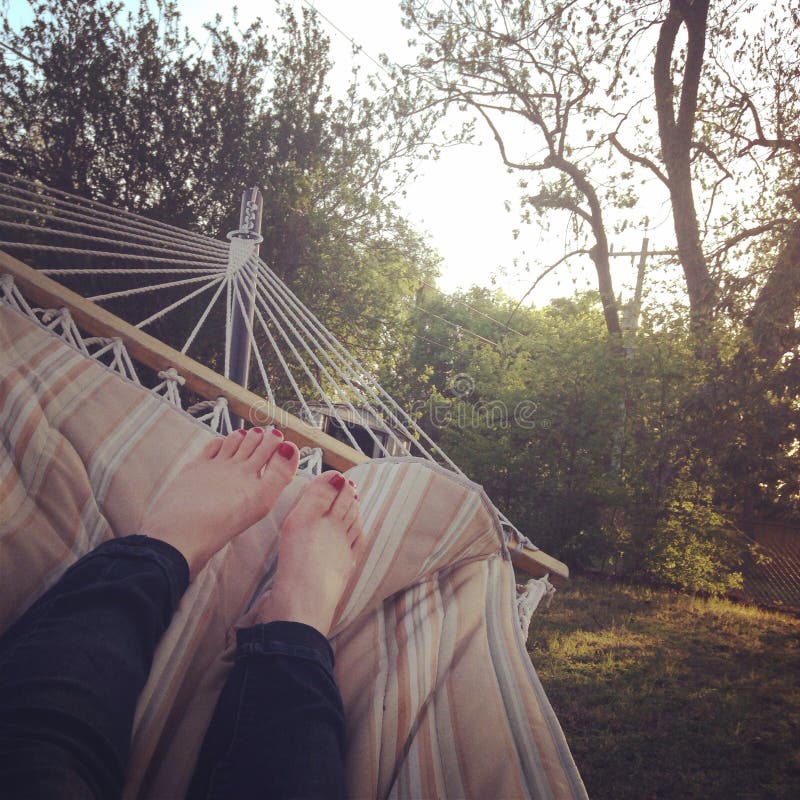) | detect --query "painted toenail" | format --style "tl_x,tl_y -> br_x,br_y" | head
354,493 -> 359,500
330,474 -> 346,490
277,441 -> 295,459
348,479 -> 355,487
237,429 -> 246,435
270,427 -> 283,438
252,427 -> 263,434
